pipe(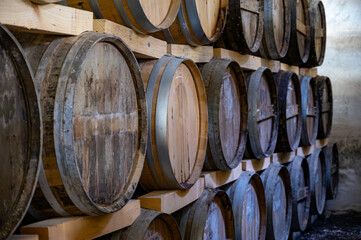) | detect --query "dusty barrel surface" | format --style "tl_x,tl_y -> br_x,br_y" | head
299,75 -> 319,146
287,156 -> 311,232
225,172 -> 266,240
218,0 -> 264,54
302,0 -> 327,67
244,67 -> 279,159
201,58 -> 248,171
174,189 -> 235,240
316,76 -> 333,139
261,164 -> 292,240
154,0 -> 228,46
259,0 -> 291,59
67,0 -> 180,33
283,0 -> 311,65
0,24 -> 42,240
274,71 -> 302,152
139,56 -> 207,190
324,143 -> 339,200
16,32 -> 147,218
307,148 -> 326,215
